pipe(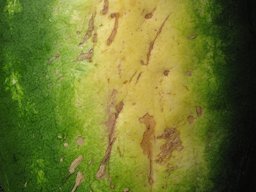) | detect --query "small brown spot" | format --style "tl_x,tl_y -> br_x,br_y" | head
186,71 -> 192,76
187,115 -> 195,124
163,70 -> 170,76
144,8 -> 156,19
64,143 -> 69,148
187,33 -> 198,40
101,0 -> 109,15
123,188 -> 129,192
69,155 -> 83,174
107,13 -> 120,46
196,106 -> 203,117
76,136 -> 84,146
145,13 -> 153,19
